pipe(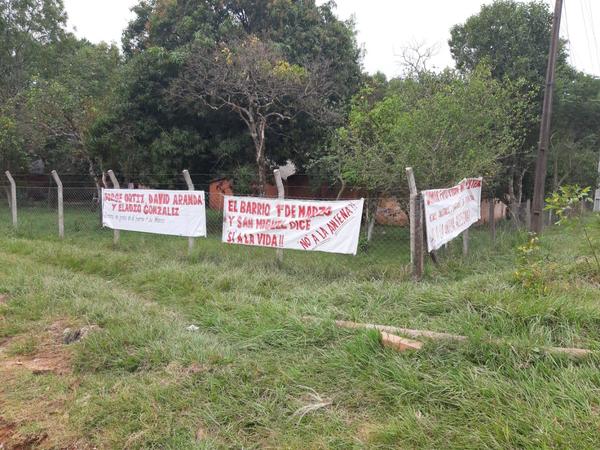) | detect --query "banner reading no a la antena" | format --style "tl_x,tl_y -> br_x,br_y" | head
222,196 -> 364,255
